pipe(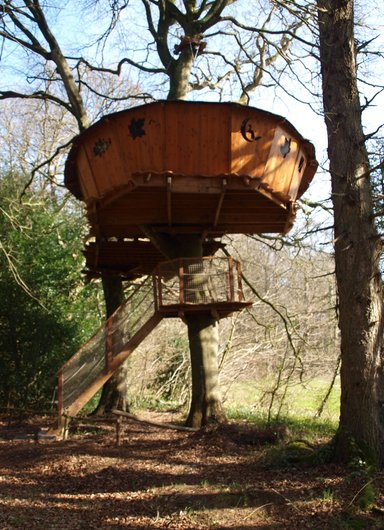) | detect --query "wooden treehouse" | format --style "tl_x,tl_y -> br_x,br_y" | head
59,100 -> 318,422
65,100 -> 318,278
